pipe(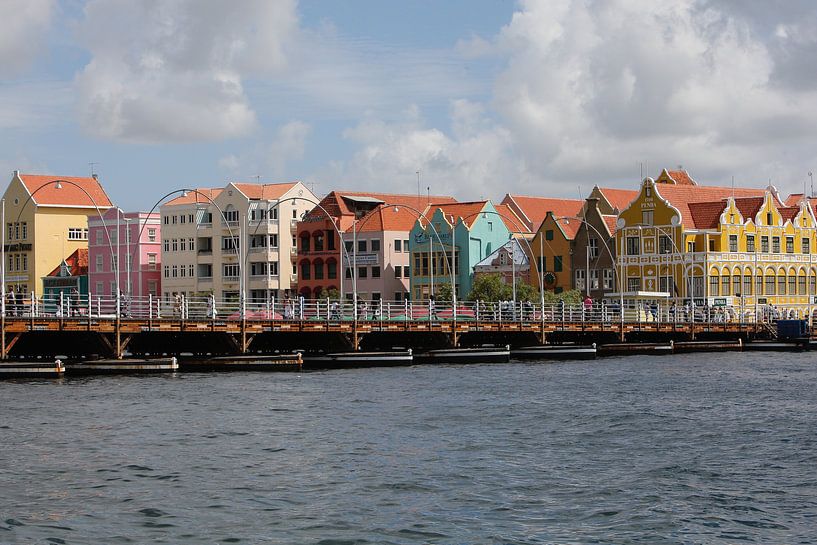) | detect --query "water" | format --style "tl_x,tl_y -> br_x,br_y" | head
1,353 -> 816,544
